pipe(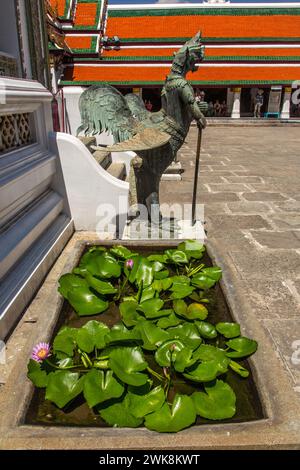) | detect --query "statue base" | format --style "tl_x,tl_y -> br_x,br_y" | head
161,161 -> 183,181
122,218 -> 205,241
